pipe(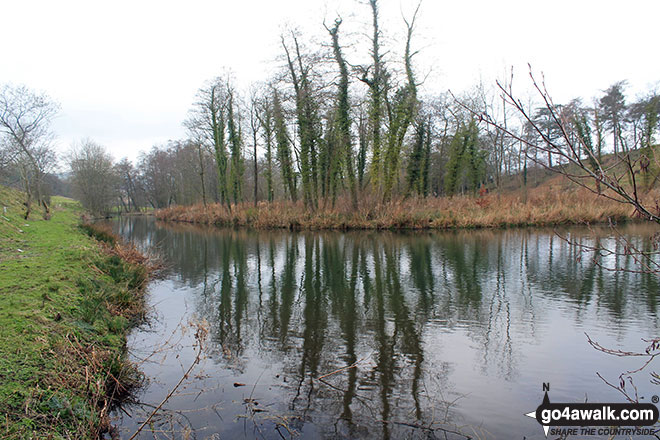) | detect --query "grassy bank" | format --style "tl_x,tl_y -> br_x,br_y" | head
0,186 -> 149,439
155,181 -> 658,230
